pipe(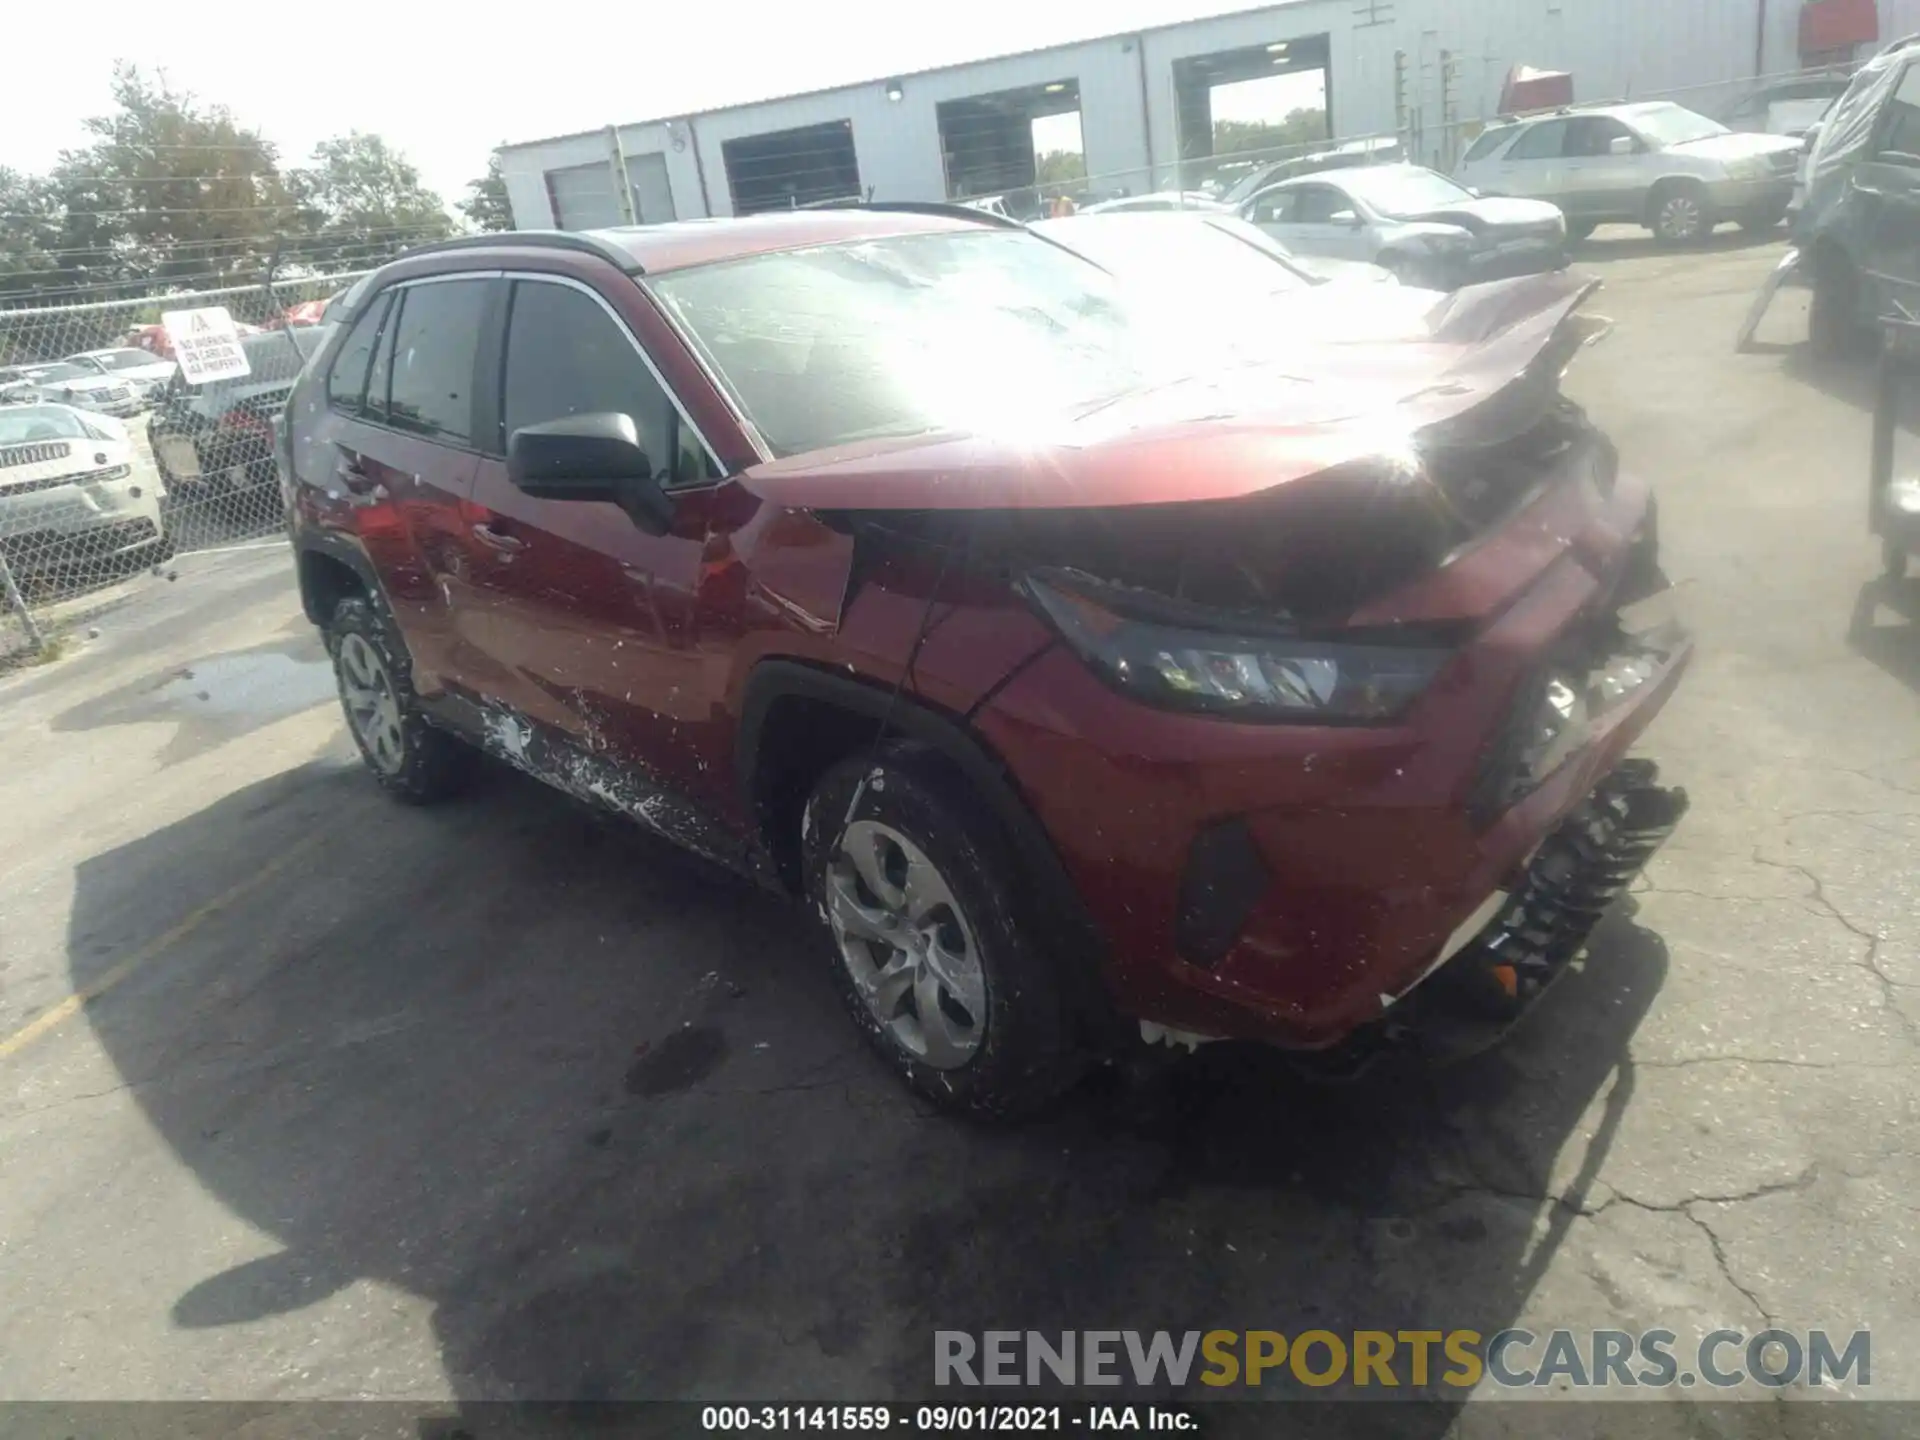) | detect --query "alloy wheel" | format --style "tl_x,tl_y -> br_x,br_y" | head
337,632 -> 406,775
825,819 -> 987,1069
1657,193 -> 1704,242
